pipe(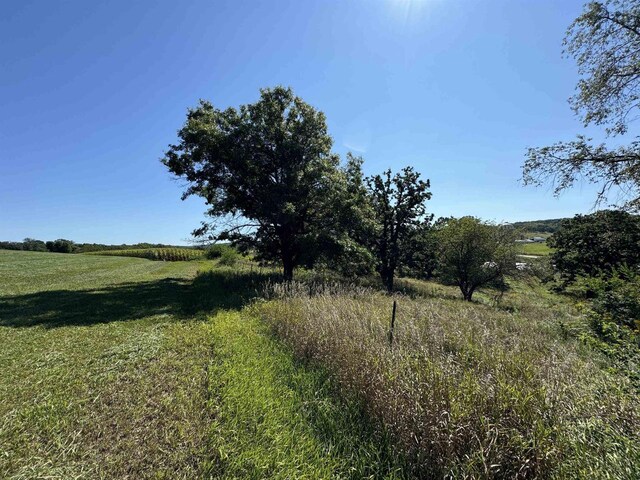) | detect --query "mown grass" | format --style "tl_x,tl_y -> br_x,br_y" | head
518,242 -> 553,256
257,280 -> 640,479
0,250 -> 219,478
206,310 -> 403,479
0,250 -> 406,479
